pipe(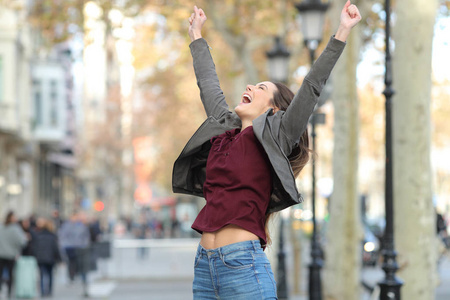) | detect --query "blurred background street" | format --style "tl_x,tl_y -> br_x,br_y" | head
42,238 -> 450,300
1,0 -> 450,299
